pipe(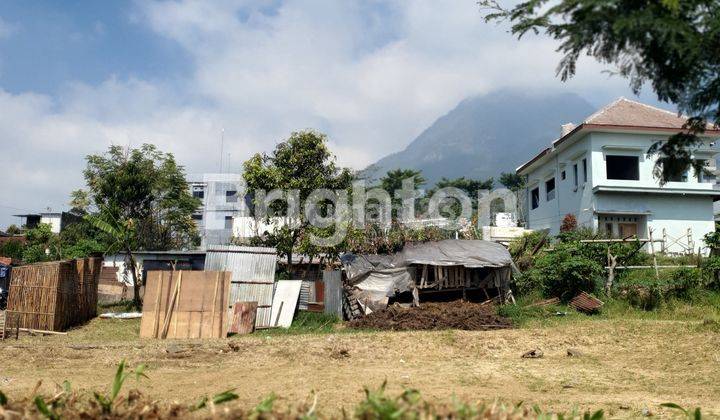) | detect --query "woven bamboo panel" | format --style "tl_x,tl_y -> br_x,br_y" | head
6,257 -> 102,331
